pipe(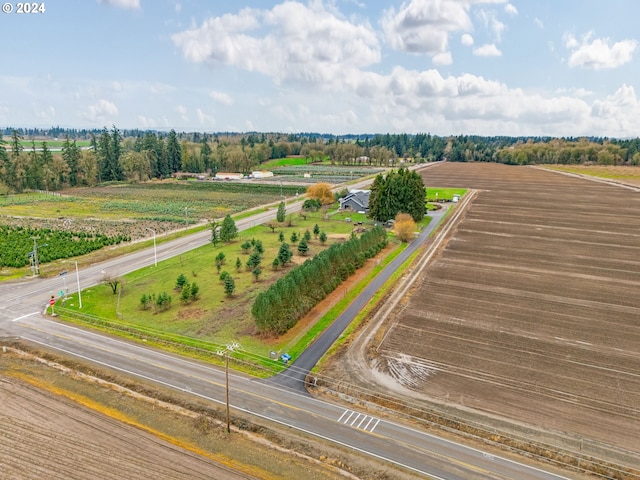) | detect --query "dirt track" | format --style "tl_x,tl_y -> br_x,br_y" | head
328,162 -> 640,468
